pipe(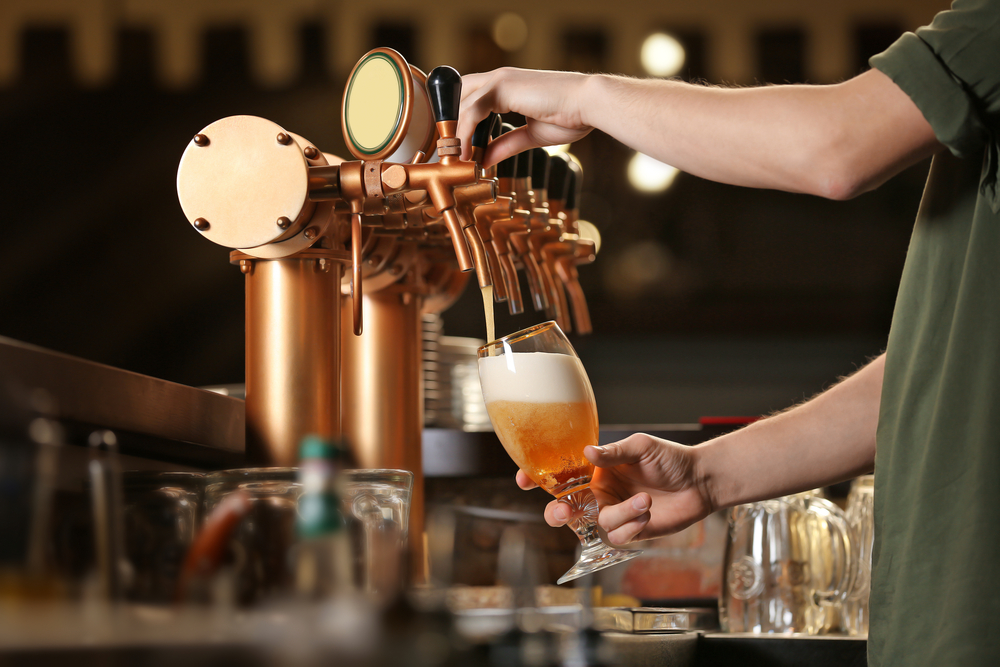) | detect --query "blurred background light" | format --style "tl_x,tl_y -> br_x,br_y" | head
493,13 -> 528,52
628,151 -> 680,192
641,32 -> 686,77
